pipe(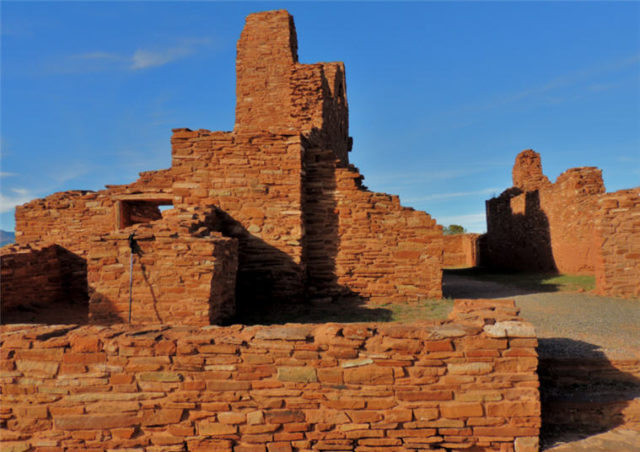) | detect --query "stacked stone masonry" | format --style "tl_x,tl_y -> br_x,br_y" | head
442,234 -> 480,269
88,208 -> 238,326
6,9 -> 443,323
0,300 -> 540,452
593,188 -> 640,299
483,150 -> 639,299
0,244 -> 87,317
